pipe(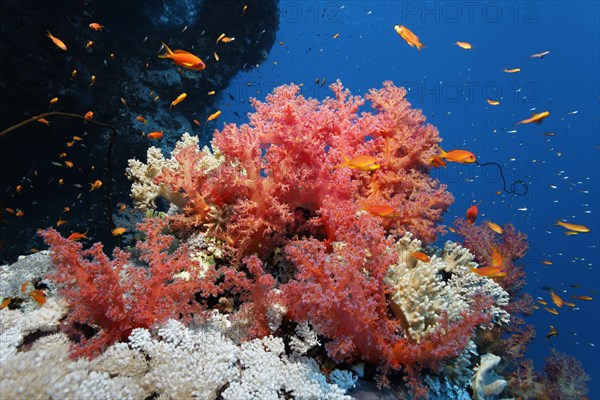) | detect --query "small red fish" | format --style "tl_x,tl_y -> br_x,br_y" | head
67,230 -> 88,241
466,203 -> 479,224
411,251 -> 430,262
147,131 -> 163,139
89,22 -> 104,31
